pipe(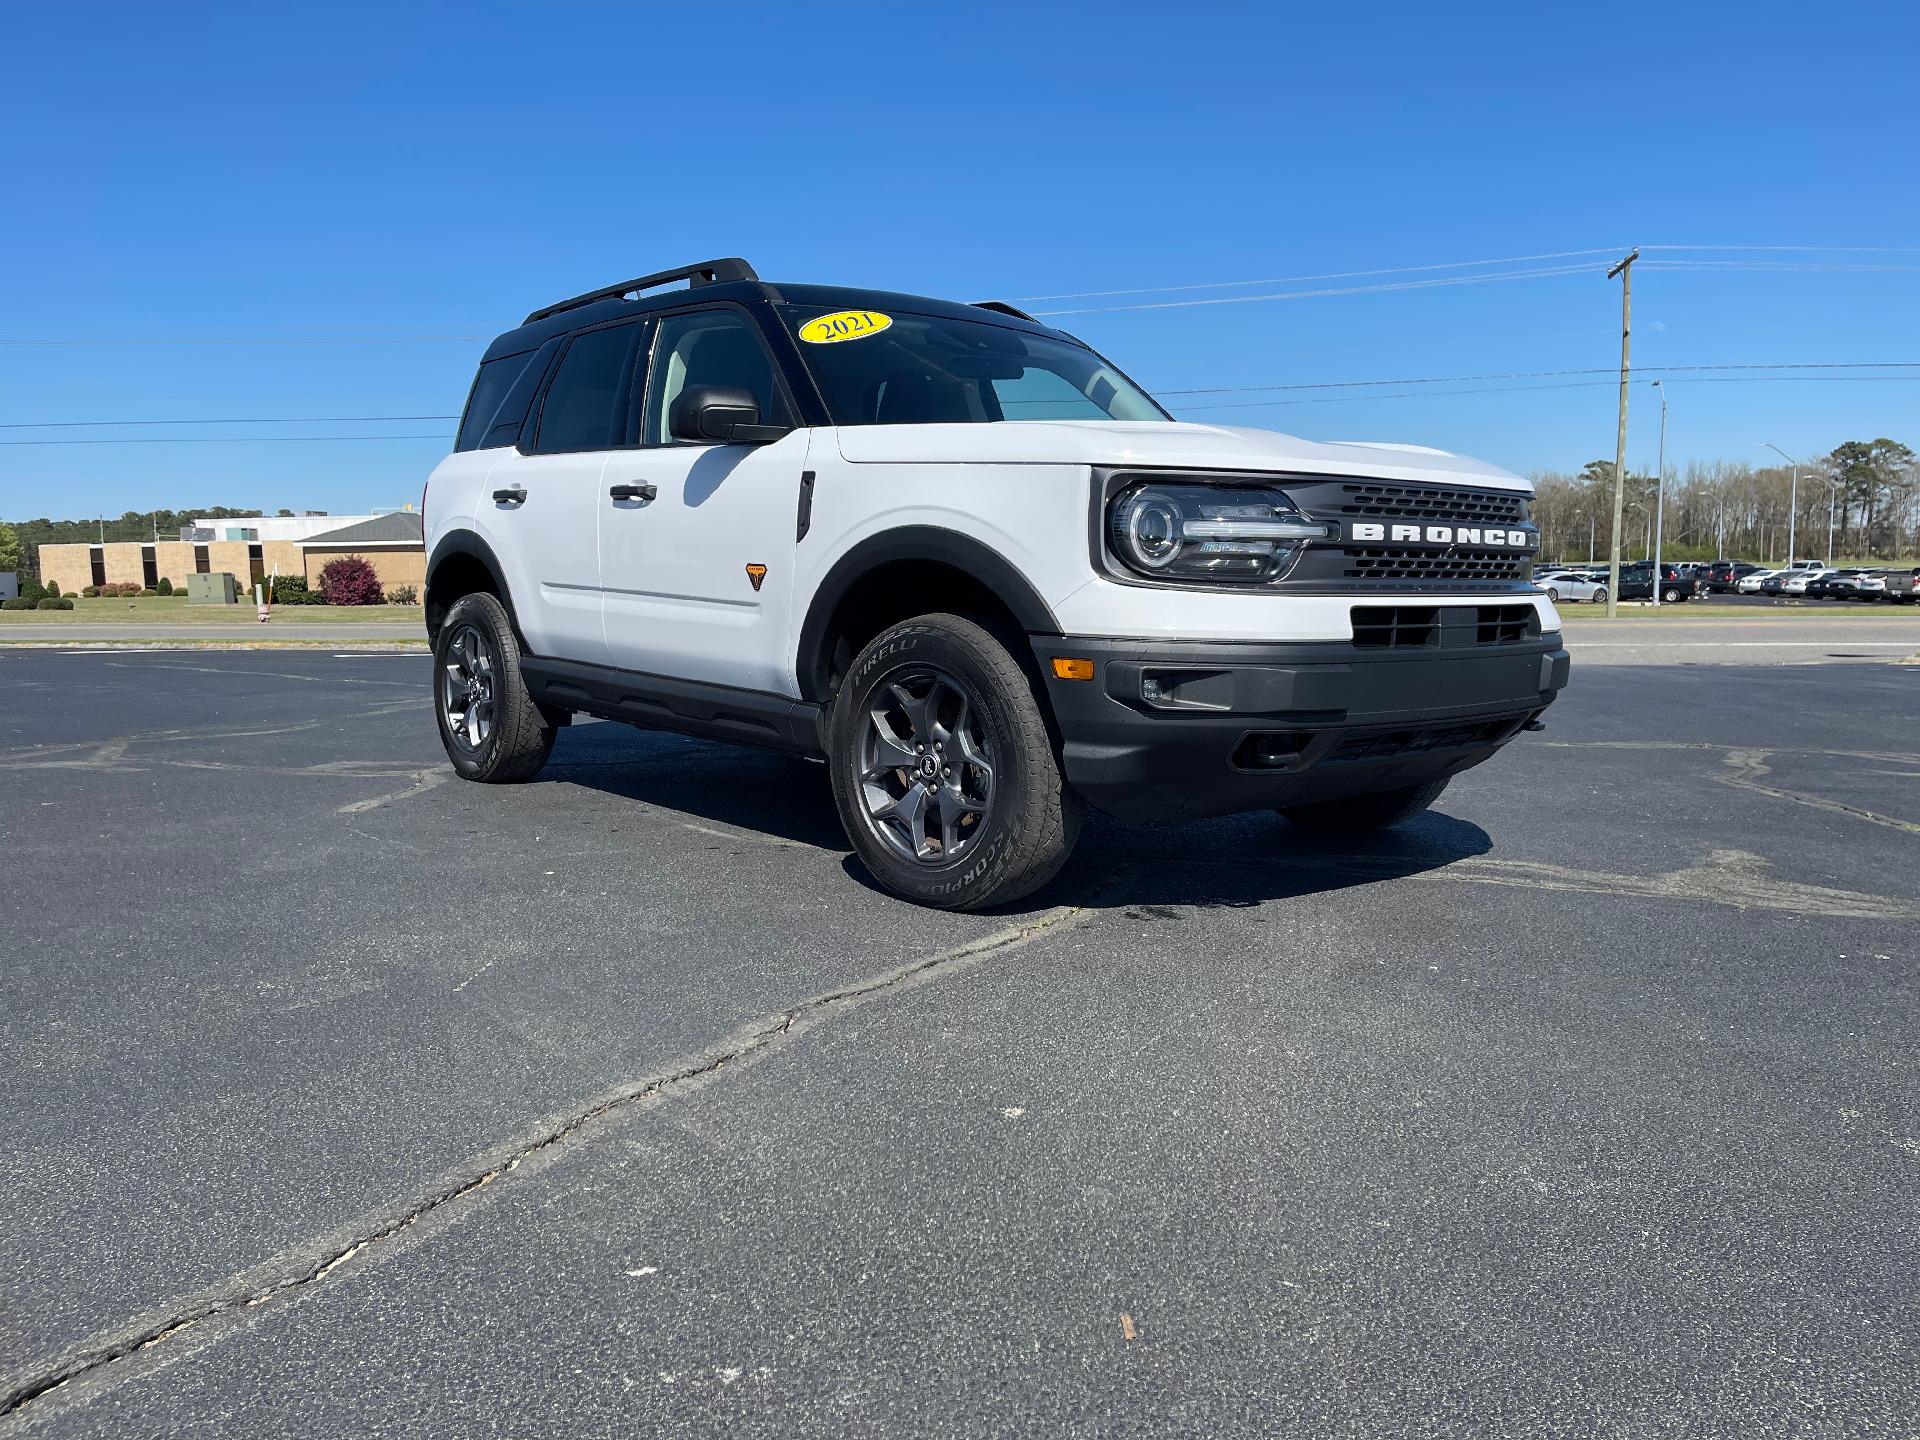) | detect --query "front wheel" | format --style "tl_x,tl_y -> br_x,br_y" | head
1592,588 -> 1608,606
827,613 -> 1082,911
1545,587 -> 1560,602
1280,778 -> 1449,833
1661,586 -> 1683,603
434,591 -> 556,783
